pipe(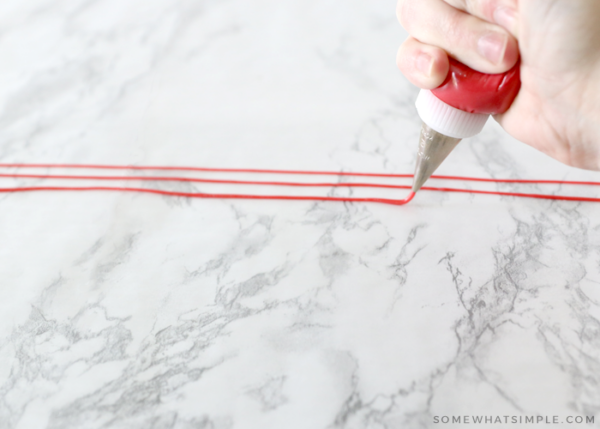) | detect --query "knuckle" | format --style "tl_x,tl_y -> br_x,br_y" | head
464,0 -> 480,14
397,0 -> 417,31
396,52 -> 406,71
467,0 -> 502,22
396,0 -> 404,23
396,42 -> 411,70
441,10 -> 469,48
